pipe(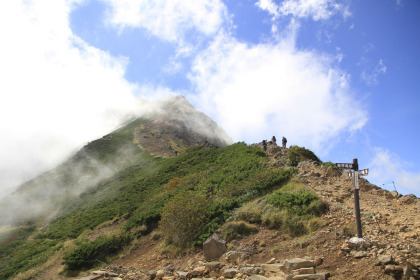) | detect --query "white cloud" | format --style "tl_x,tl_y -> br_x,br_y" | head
101,0 -> 228,43
368,148 -> 420,196
188,31 -> 367,154
256,0 -> 280,19
361,59 -> 387,85
0,0 -> 142,198
257,0 -> 349,21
